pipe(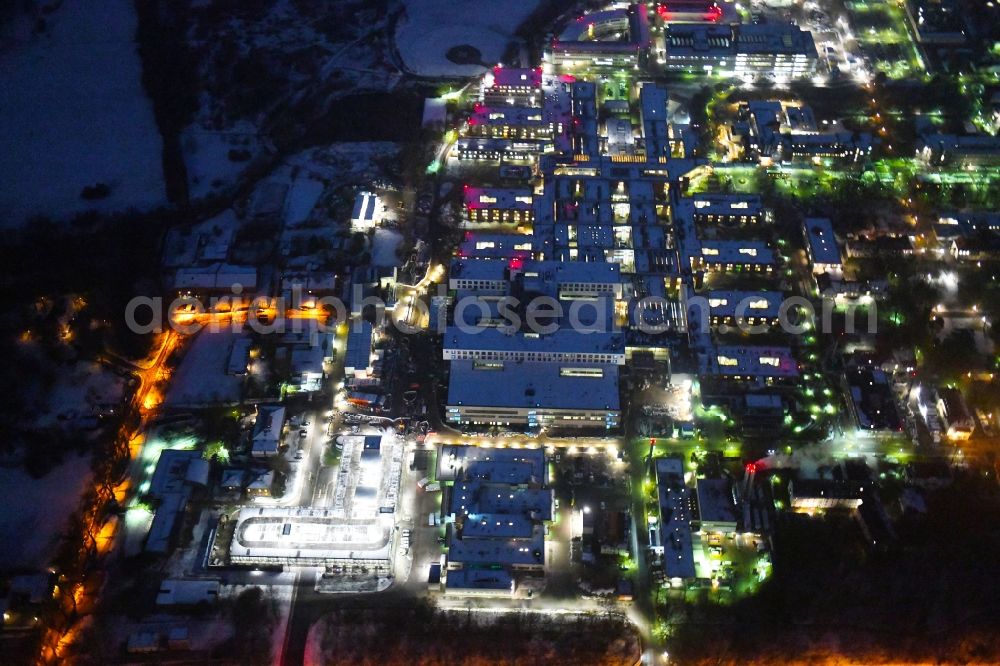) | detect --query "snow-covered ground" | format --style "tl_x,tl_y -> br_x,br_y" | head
37,361 -> 128,429
163,329 -> 245,407
0,1 -> 165,226
182,119 -> 259,200
0,456 -> 92,569
181,2 -> 401,200
372,229 -> 404,267
285,143 -> 400,184
285,176 -> 326,228
395,0 -> 540,76
162,209 -> 242,268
